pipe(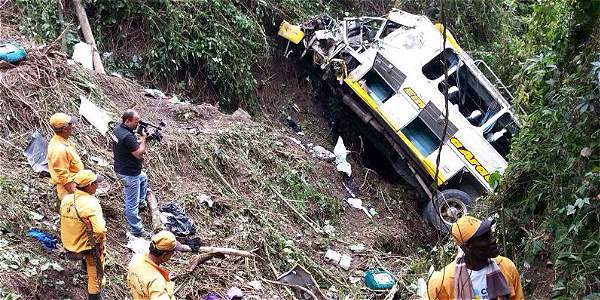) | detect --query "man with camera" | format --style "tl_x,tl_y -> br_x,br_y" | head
112,109 -> 151,239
